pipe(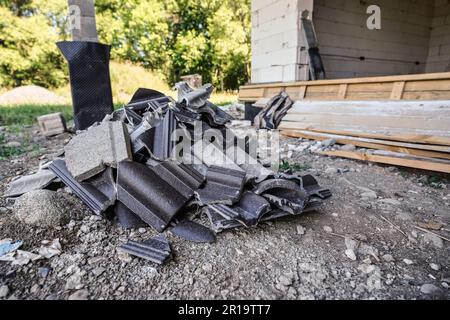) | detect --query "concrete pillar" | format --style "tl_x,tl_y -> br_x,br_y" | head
251,0 -> 314,84
68,0 -> 98,42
